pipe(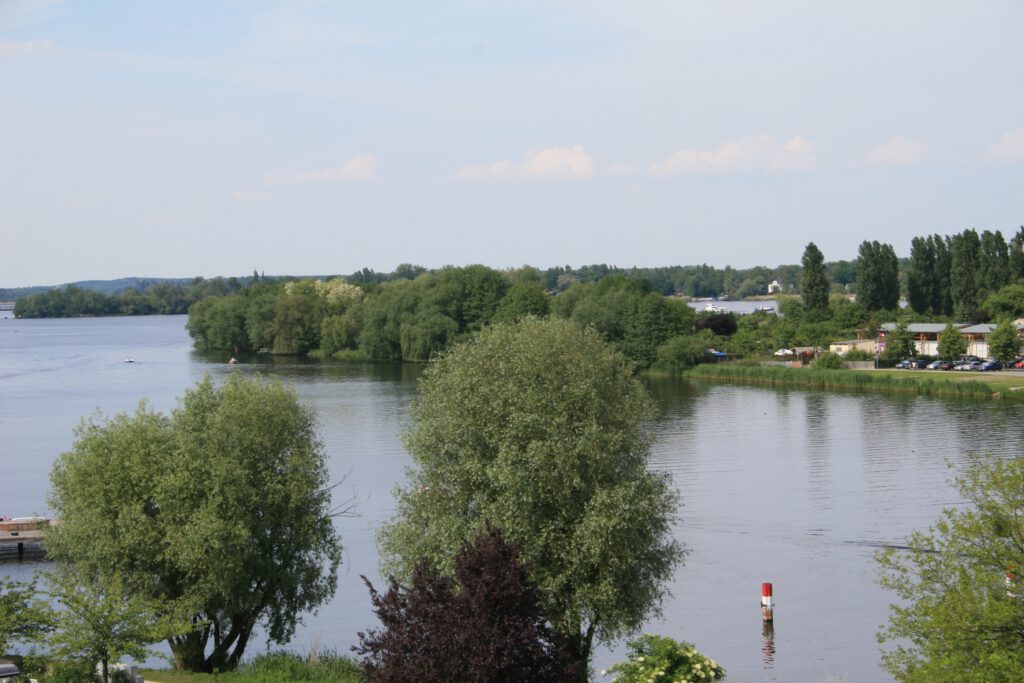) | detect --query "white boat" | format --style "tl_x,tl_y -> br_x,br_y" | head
703,302 -> 727,314
754,305 -> 775,313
